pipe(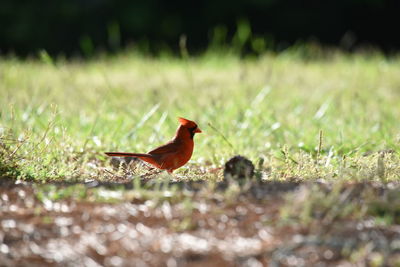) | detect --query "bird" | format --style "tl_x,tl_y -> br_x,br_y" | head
105,117 -> 202,173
